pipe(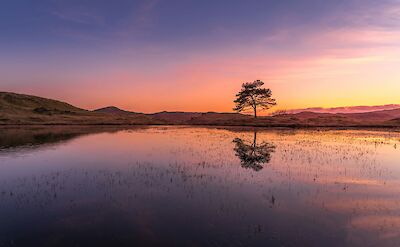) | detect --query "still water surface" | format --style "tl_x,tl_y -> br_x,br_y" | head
1,126 -> 400,246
